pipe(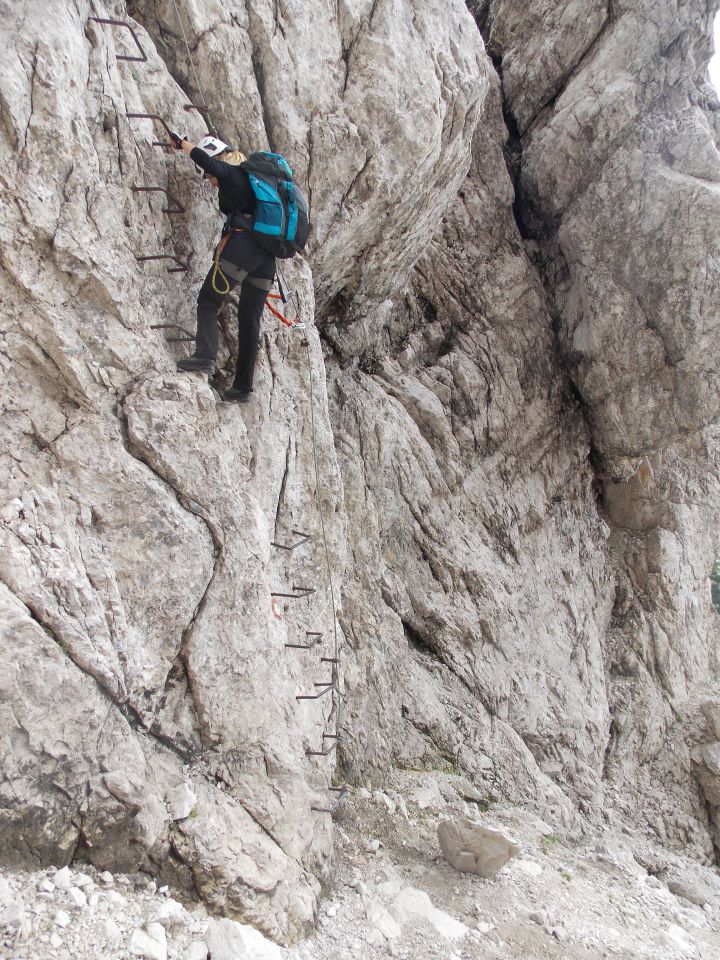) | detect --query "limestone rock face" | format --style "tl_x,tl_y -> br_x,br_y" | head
474,0 -> 720,852
328,67 -> 612,818
127,0 -> 489,311
0,0 -> 719,944
326,0 -> 719,860
0,0 -> 486,941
